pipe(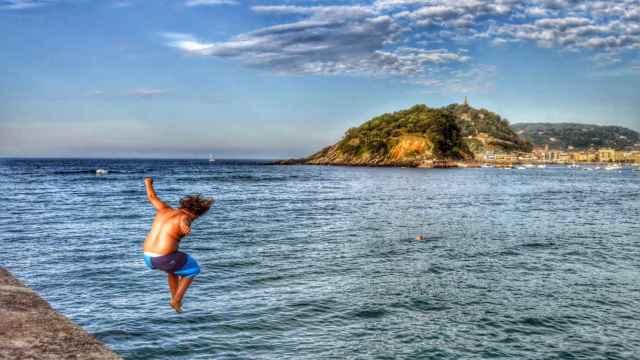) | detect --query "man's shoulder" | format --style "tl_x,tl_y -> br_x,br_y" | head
156,207 -> 176,216
165,208 -> 191,222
